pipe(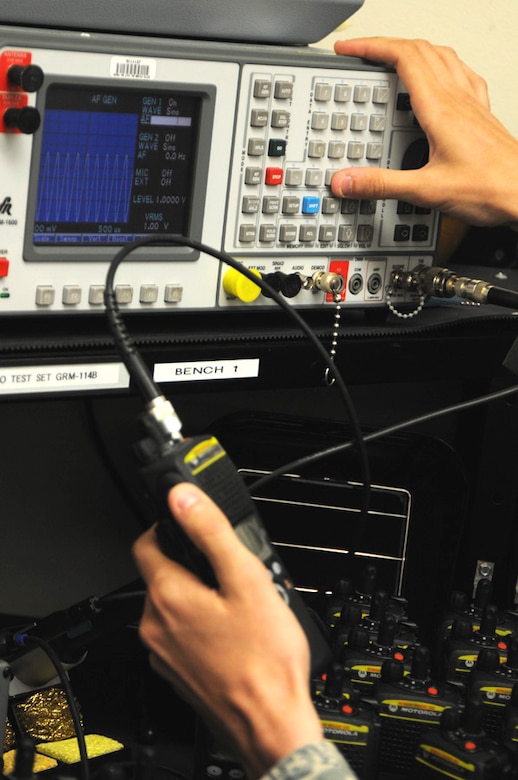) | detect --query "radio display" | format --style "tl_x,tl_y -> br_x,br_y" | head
26,82 -> 210,259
